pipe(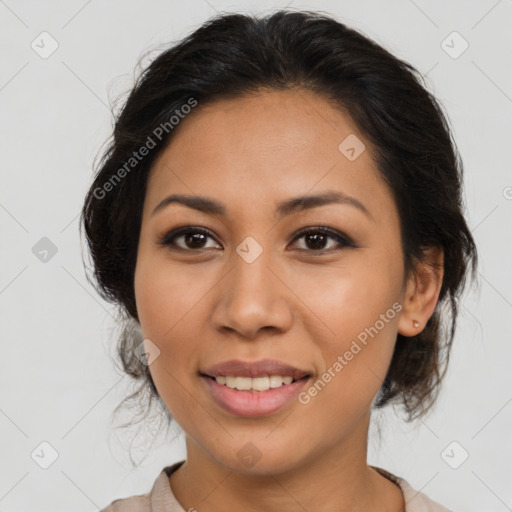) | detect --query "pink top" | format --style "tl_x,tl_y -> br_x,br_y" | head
101,461 -> 452,511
